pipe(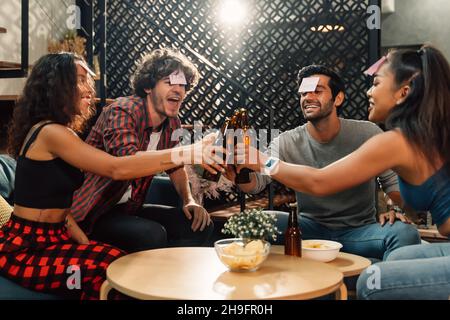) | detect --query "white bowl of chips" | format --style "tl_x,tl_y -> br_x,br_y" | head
302,239 -> 343,262
214,238 -> 270,272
